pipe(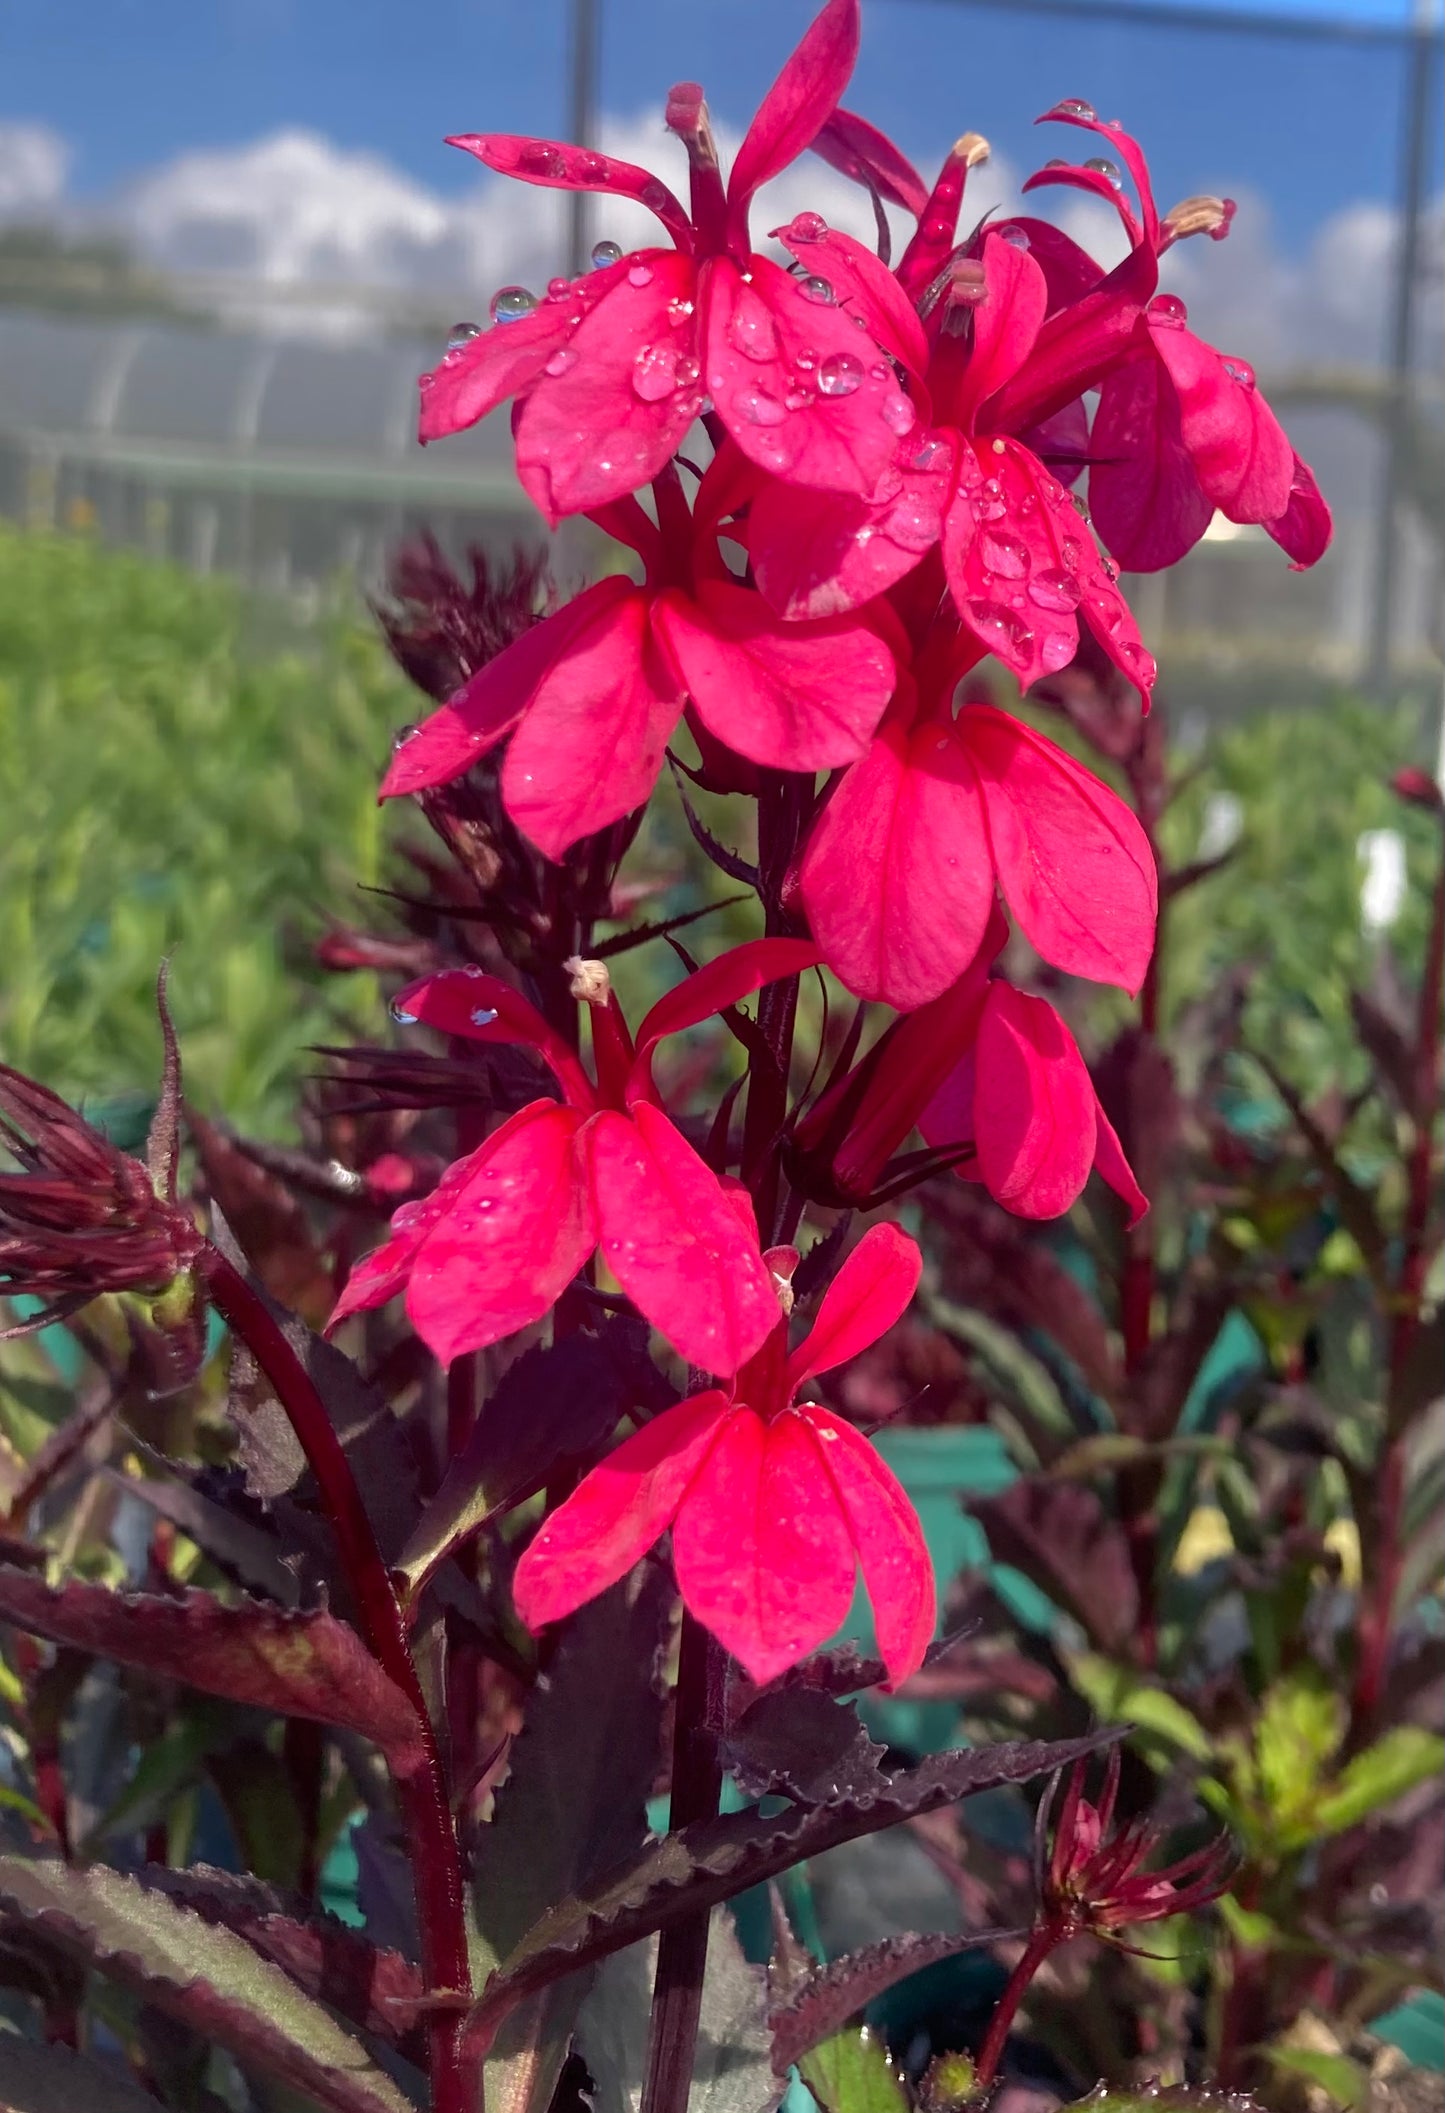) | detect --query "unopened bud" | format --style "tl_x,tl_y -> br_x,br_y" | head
1393,765 -> 1443,814
566,956 -> 613,1007
764,1243 -> 800,1318
1164,194 -> 1236,243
